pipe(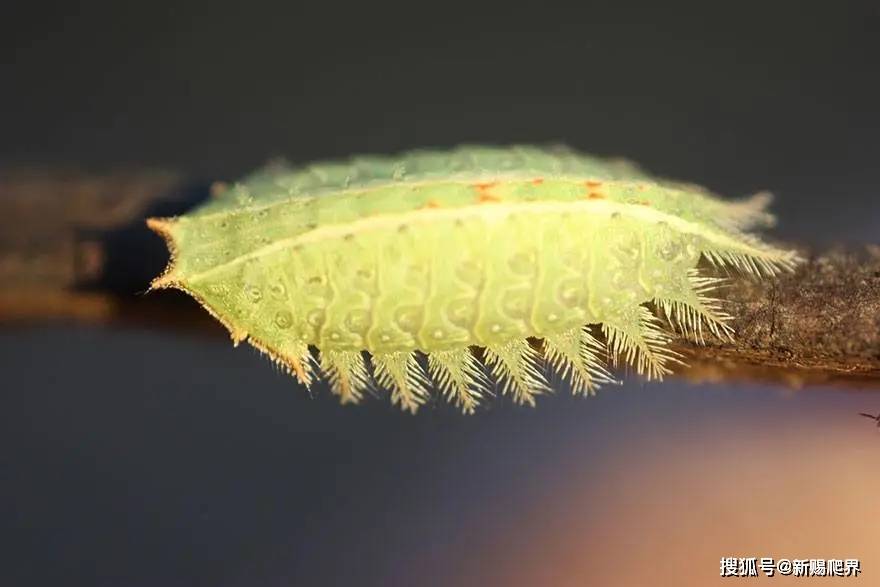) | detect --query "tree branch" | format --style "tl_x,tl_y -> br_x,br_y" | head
673,247 -> 880,388
2,166 -> 877,388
